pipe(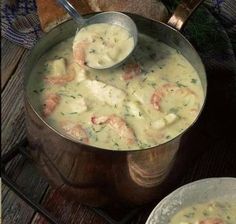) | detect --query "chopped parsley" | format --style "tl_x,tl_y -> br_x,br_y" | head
138,141 -> 151,149
176,81 -> 187,87
177,63 -> 185,67
89,49 -> 96,54
53,55 -> 61,59
141,68 -> 149,75
142,77 -> 147,82
113,142 -> 119,147
169,107 -> 179,114
124,114 -> 135,117
191,78 -> 197,84
58,93 -> 76,99
93,125 -> 106,133
203,210 -> 209,217
148,82 -> 157,88
184,212 -> 195,218
112,140 -> 120,149
149,53 -> 156,60
131,90 -> 136,95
